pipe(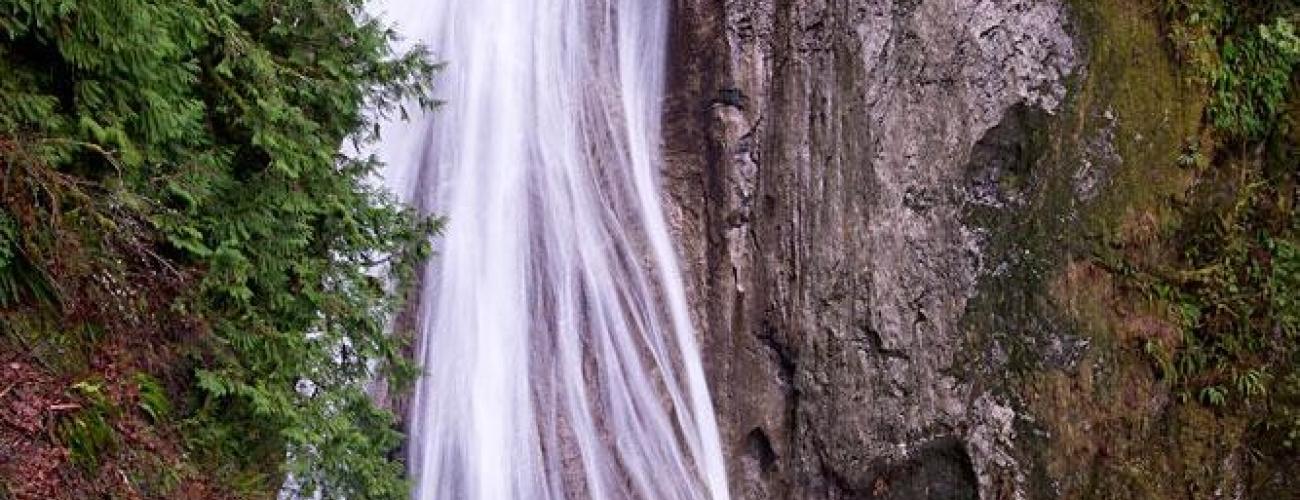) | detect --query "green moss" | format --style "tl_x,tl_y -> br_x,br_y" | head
1069,0 -> 1205,242
0,316 -> 103,376
978,0 -> 1300,498
959,0 -> 1300,498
